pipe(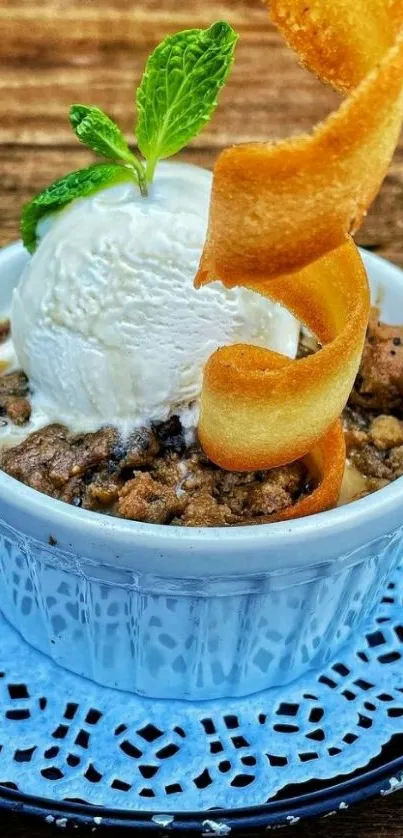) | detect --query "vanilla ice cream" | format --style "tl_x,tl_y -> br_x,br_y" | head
11,162 -> 299,435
